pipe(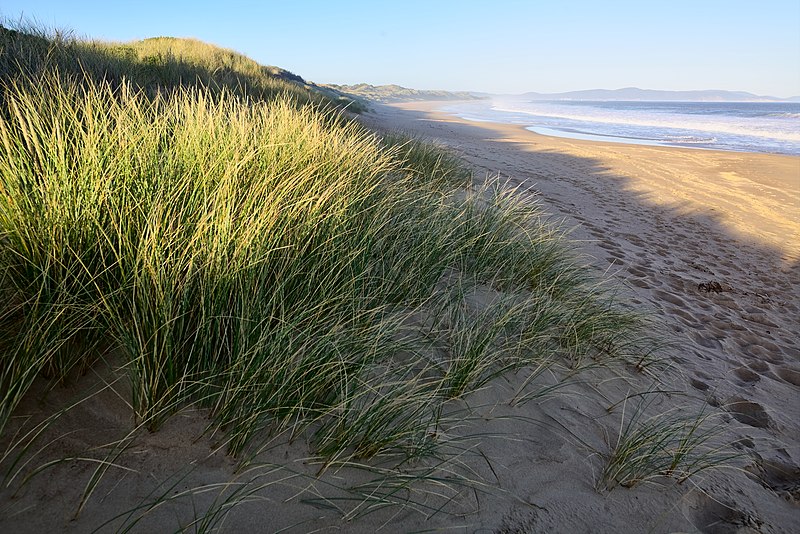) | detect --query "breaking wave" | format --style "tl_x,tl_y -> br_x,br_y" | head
442,100 -> 800,155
